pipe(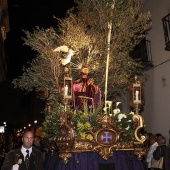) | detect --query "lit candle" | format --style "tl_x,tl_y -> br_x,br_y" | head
135,90 -> 139,101
64,85 -> 68,95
